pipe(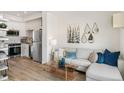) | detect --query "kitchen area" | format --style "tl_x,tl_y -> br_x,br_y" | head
0,11 -> 43,80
